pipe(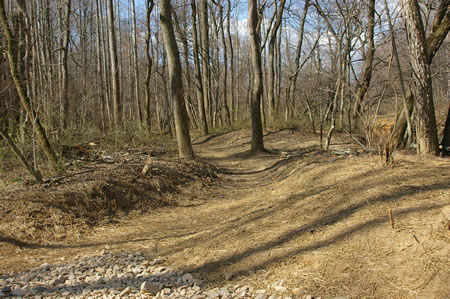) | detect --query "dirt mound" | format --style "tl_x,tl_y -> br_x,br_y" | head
0,157 -> 221,244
